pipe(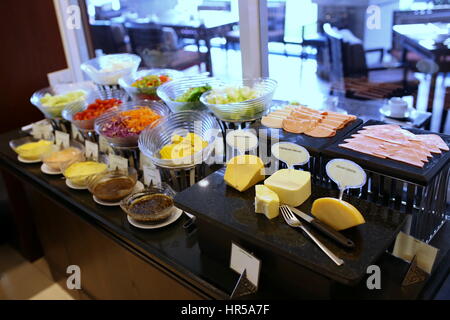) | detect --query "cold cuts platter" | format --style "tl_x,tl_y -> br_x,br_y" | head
262,104 -> 357,138
256,104 -> 363,154
323,120 -> 450,185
